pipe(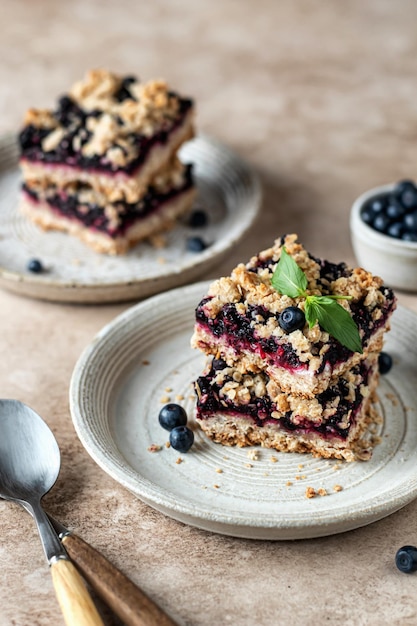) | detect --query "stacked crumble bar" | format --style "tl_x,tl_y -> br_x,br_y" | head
191,234 -> 397,461
18,69 -> 196,254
